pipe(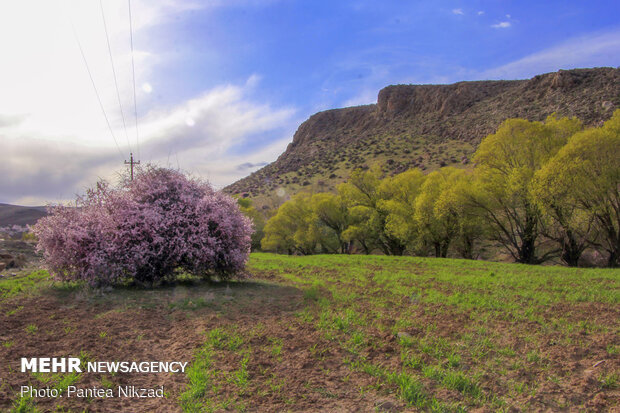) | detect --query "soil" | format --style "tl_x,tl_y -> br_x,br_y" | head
1,258 -> 618,412
0,280 -> 404,412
